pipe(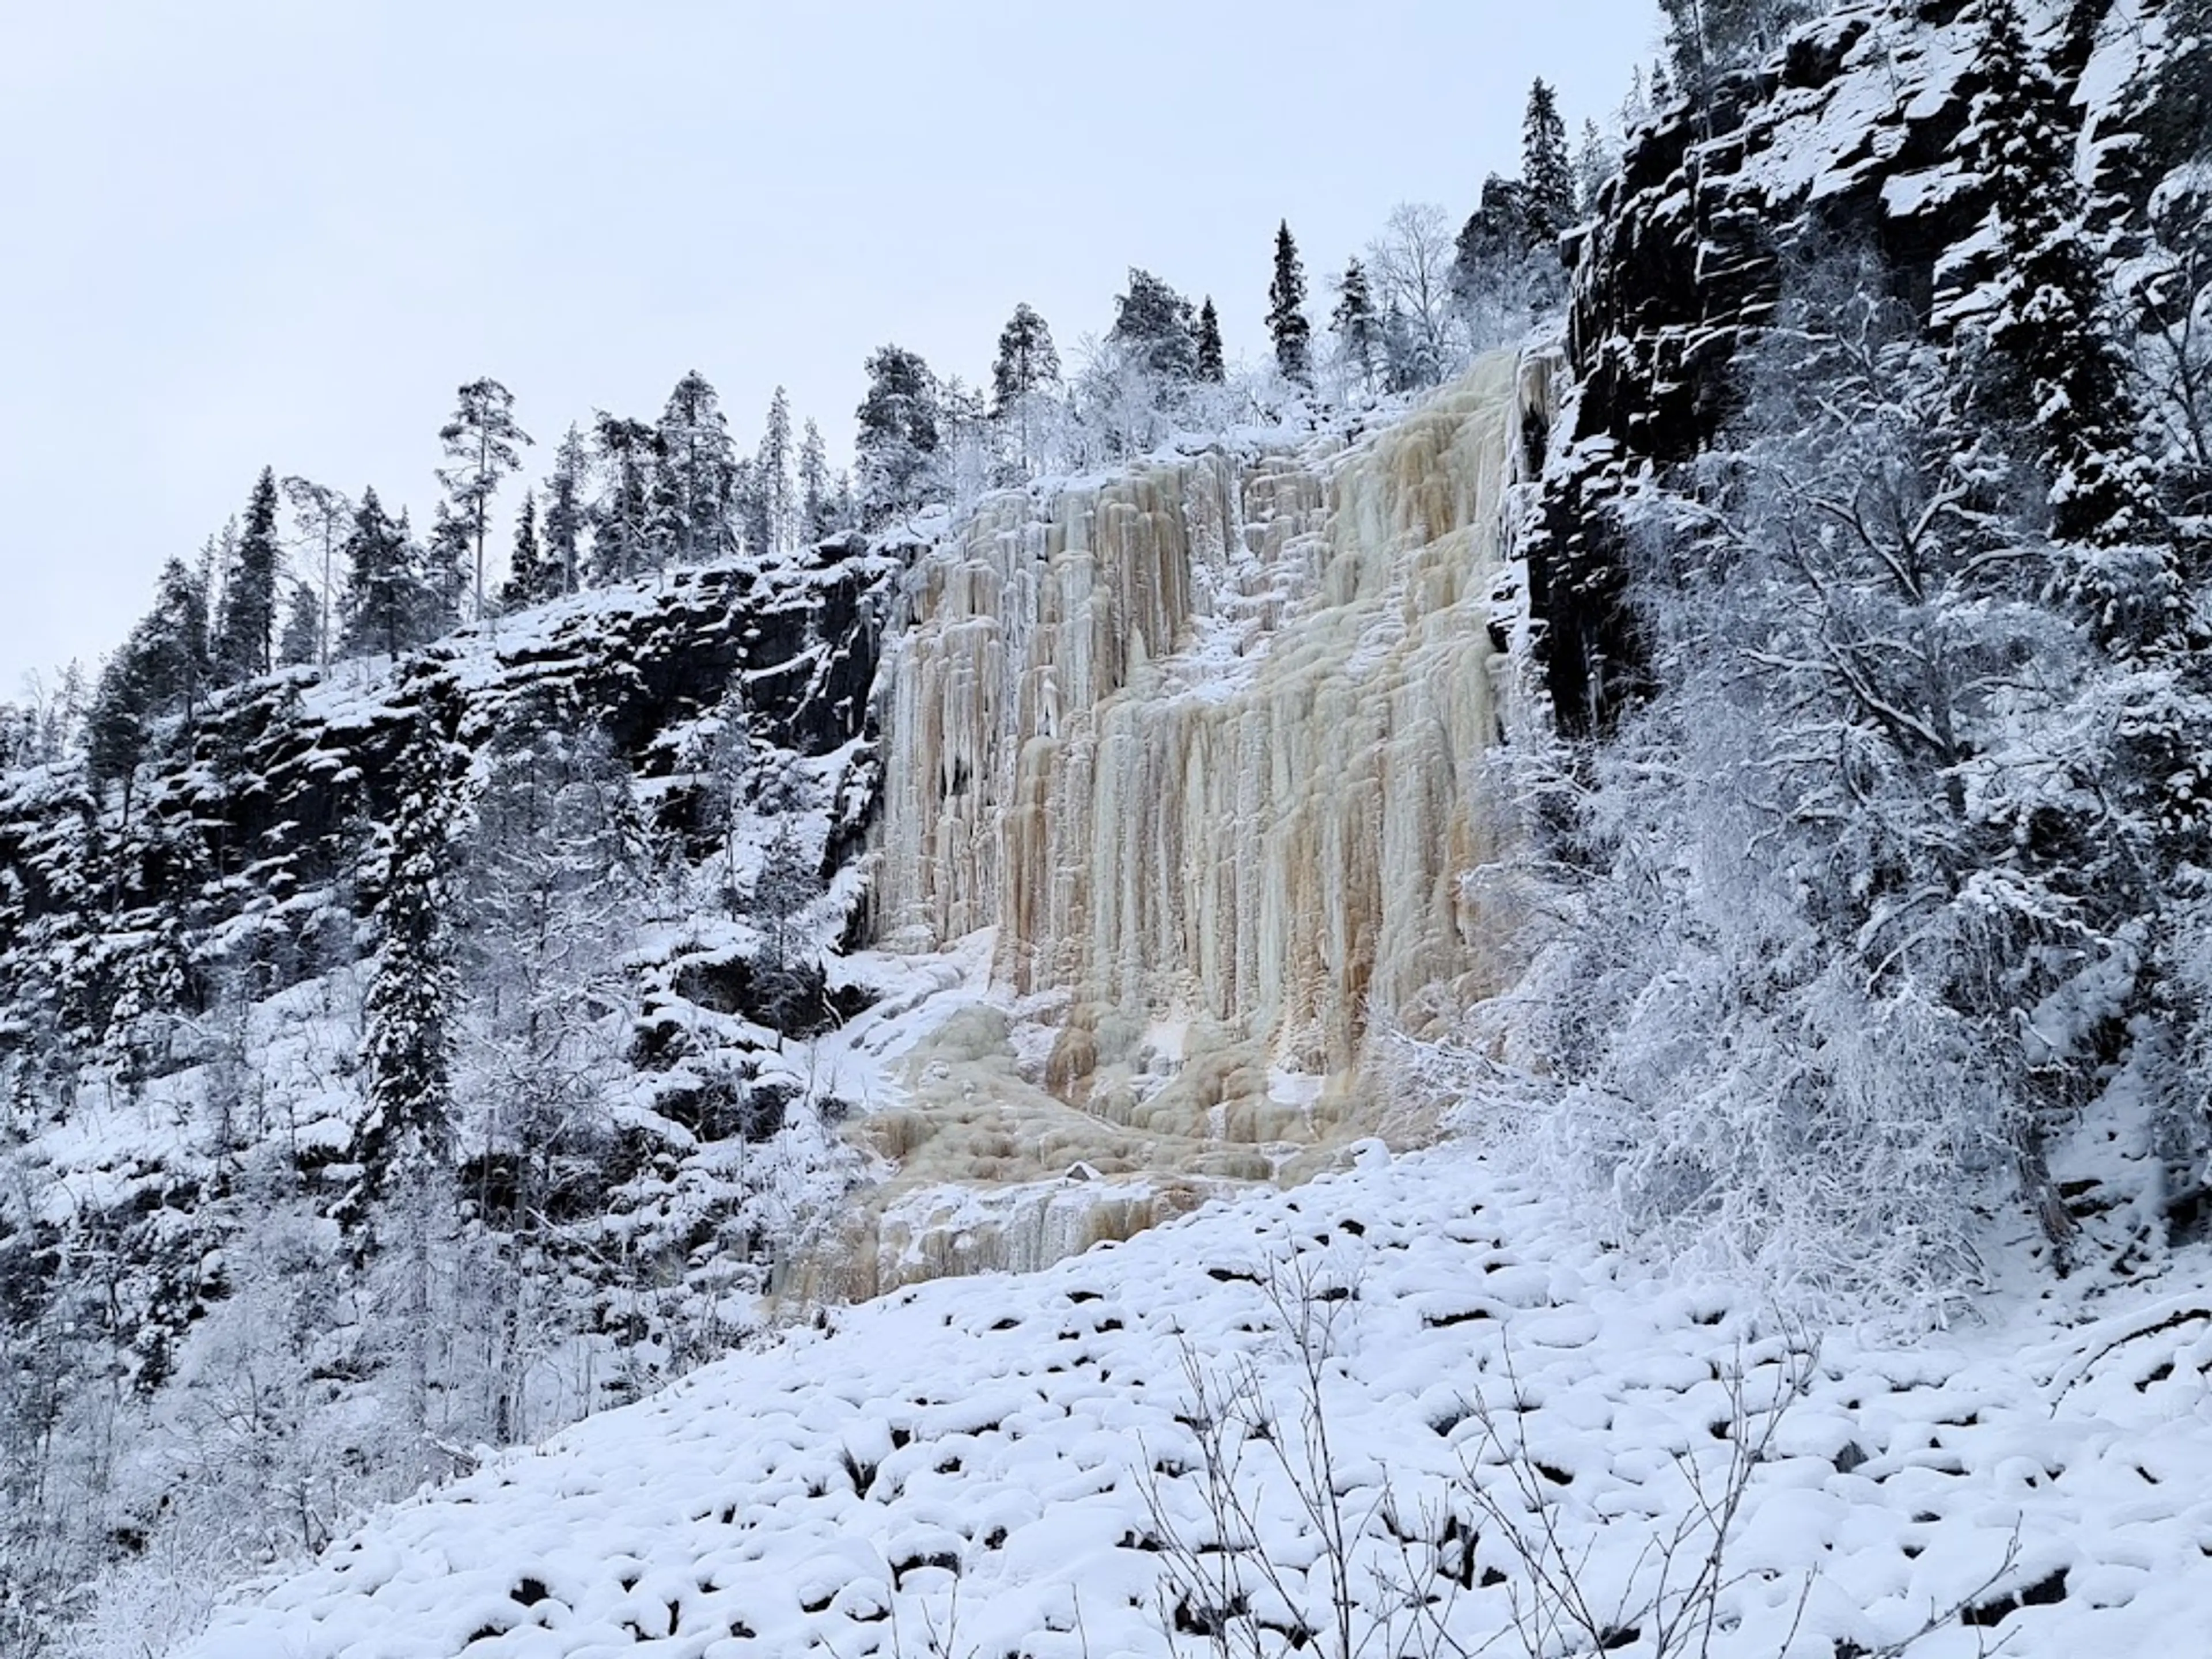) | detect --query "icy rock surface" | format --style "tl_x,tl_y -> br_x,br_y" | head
182,1143 -> 2212,1659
